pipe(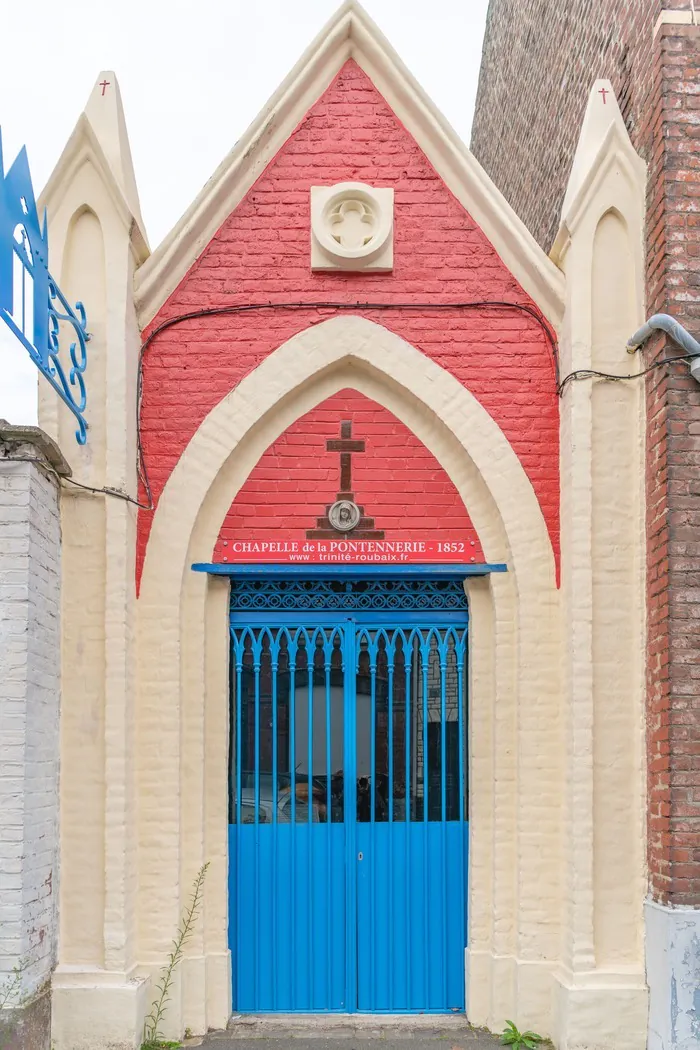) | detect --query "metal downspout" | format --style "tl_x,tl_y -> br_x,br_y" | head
626,313 -> 700,382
